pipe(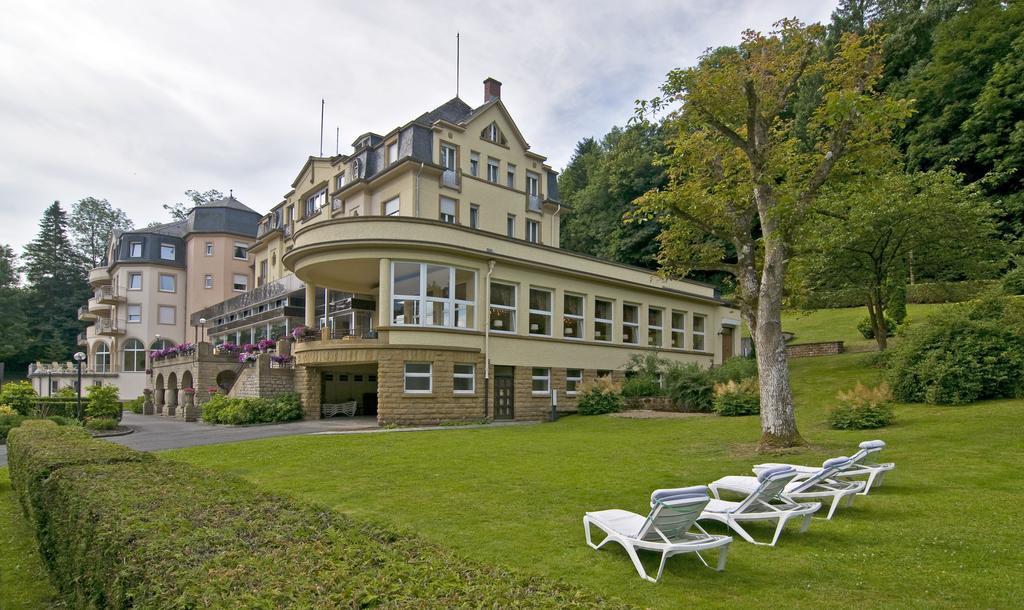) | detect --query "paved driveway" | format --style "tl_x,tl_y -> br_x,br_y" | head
0,413 -> 378,467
